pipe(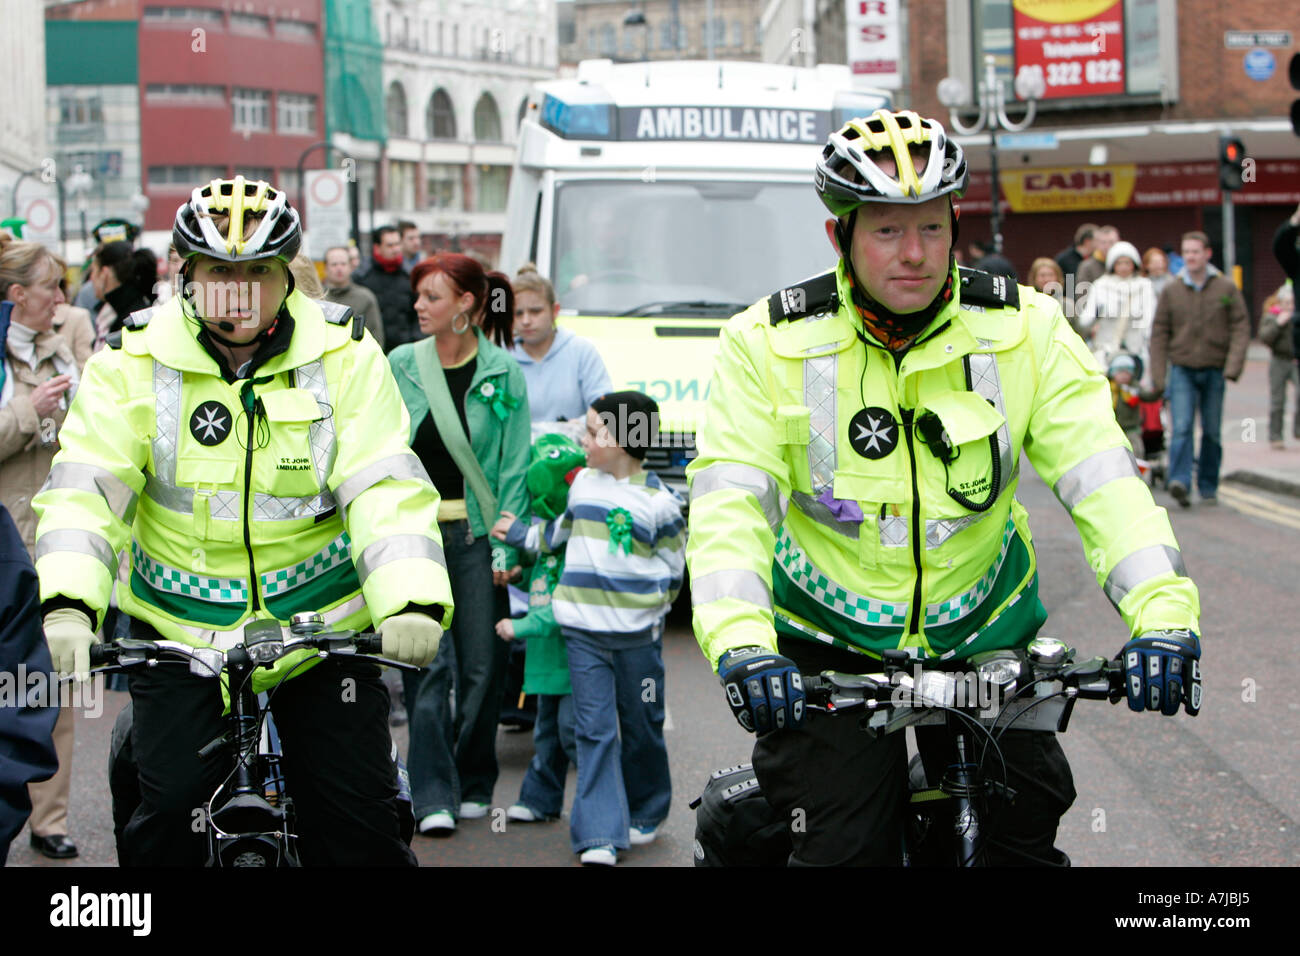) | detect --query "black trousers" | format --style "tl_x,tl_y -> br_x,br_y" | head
121,627 -> 415,867
752,637 -> 1076,866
